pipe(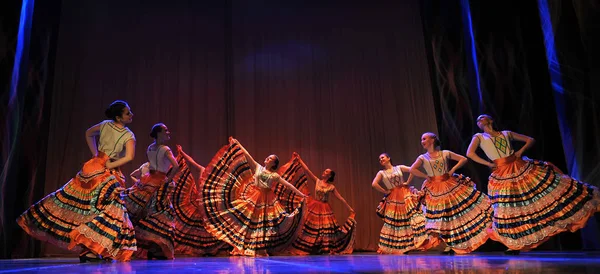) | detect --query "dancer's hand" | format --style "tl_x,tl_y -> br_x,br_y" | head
292,152 -> 300,159
488,162 -> 497,170
514,151 -> 523,158
176,144 -> 183,153
229,137 -> 236,144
